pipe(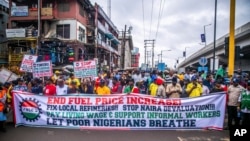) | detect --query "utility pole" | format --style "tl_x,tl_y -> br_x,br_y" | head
152,40 -> 155,69
36,0 -> 41,55
121,25 -> 127,69
228,0 -> 236,77
144,39 -> 155,69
